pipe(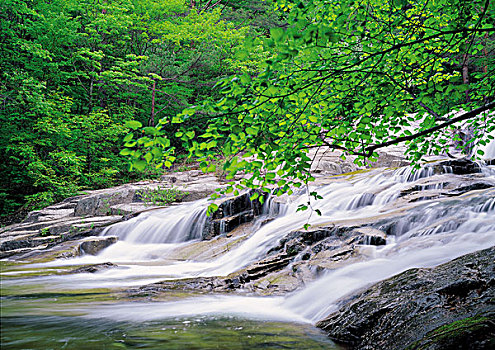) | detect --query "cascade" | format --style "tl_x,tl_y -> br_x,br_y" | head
475,128 -> 495,160
3,158 -> 495,325
284,194 -> 495,322
102,198 -> 209,244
